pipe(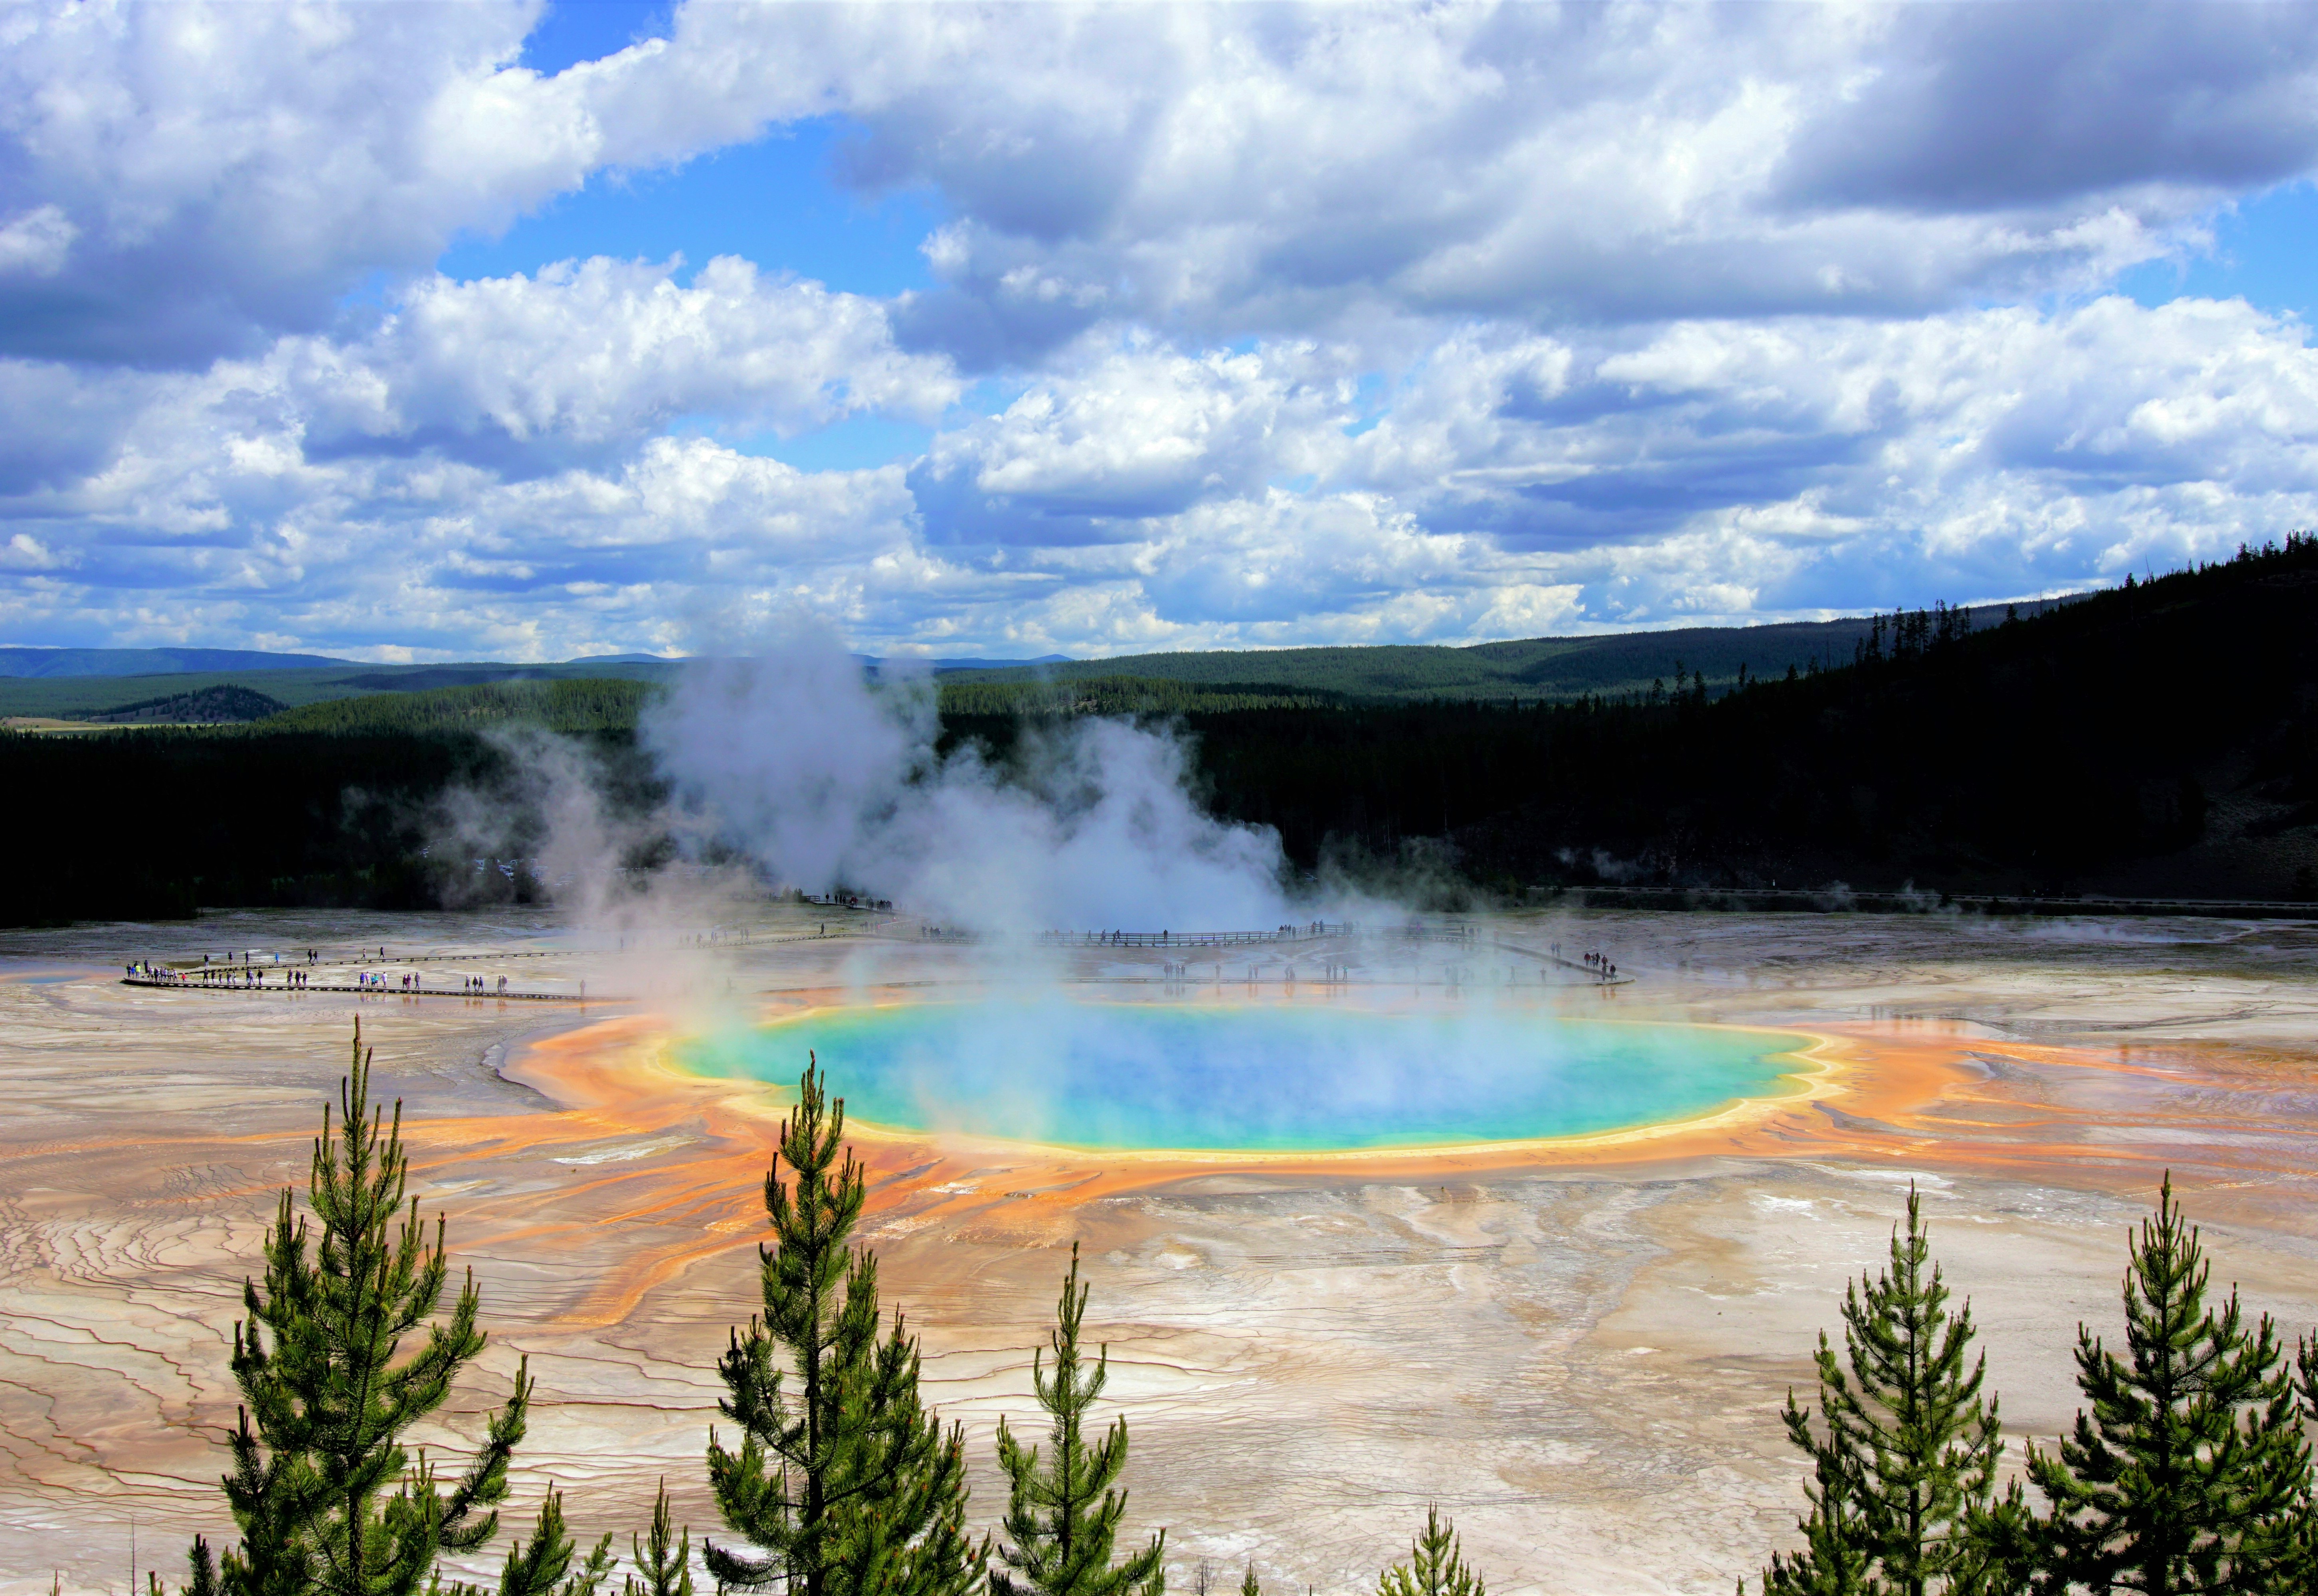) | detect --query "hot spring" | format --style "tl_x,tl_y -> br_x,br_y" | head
682,998 -> 1816,1152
